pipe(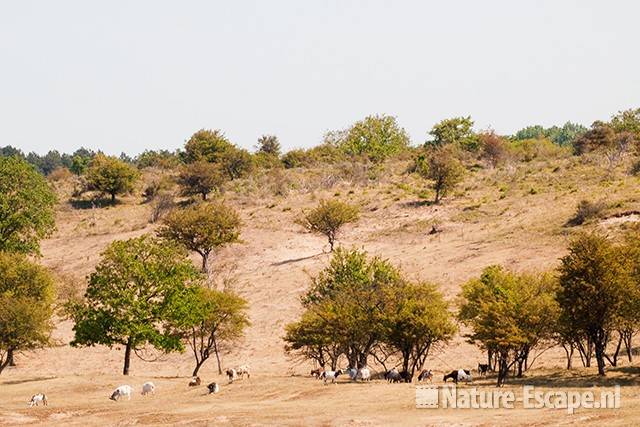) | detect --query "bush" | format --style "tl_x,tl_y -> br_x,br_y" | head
568,200 -> 607,226
85,154 -> 140,203
149,192 -> 174,223
177,161 -> 225,200
297,199 -> 359,251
